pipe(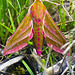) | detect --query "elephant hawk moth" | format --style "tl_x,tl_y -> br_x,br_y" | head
4,0 -> 66,56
